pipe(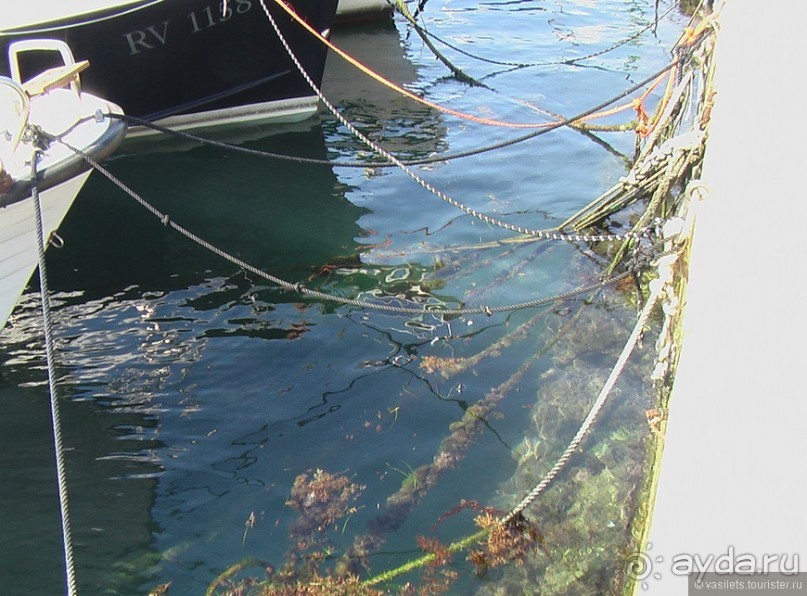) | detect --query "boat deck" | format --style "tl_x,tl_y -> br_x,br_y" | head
646,1 -> 807,592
